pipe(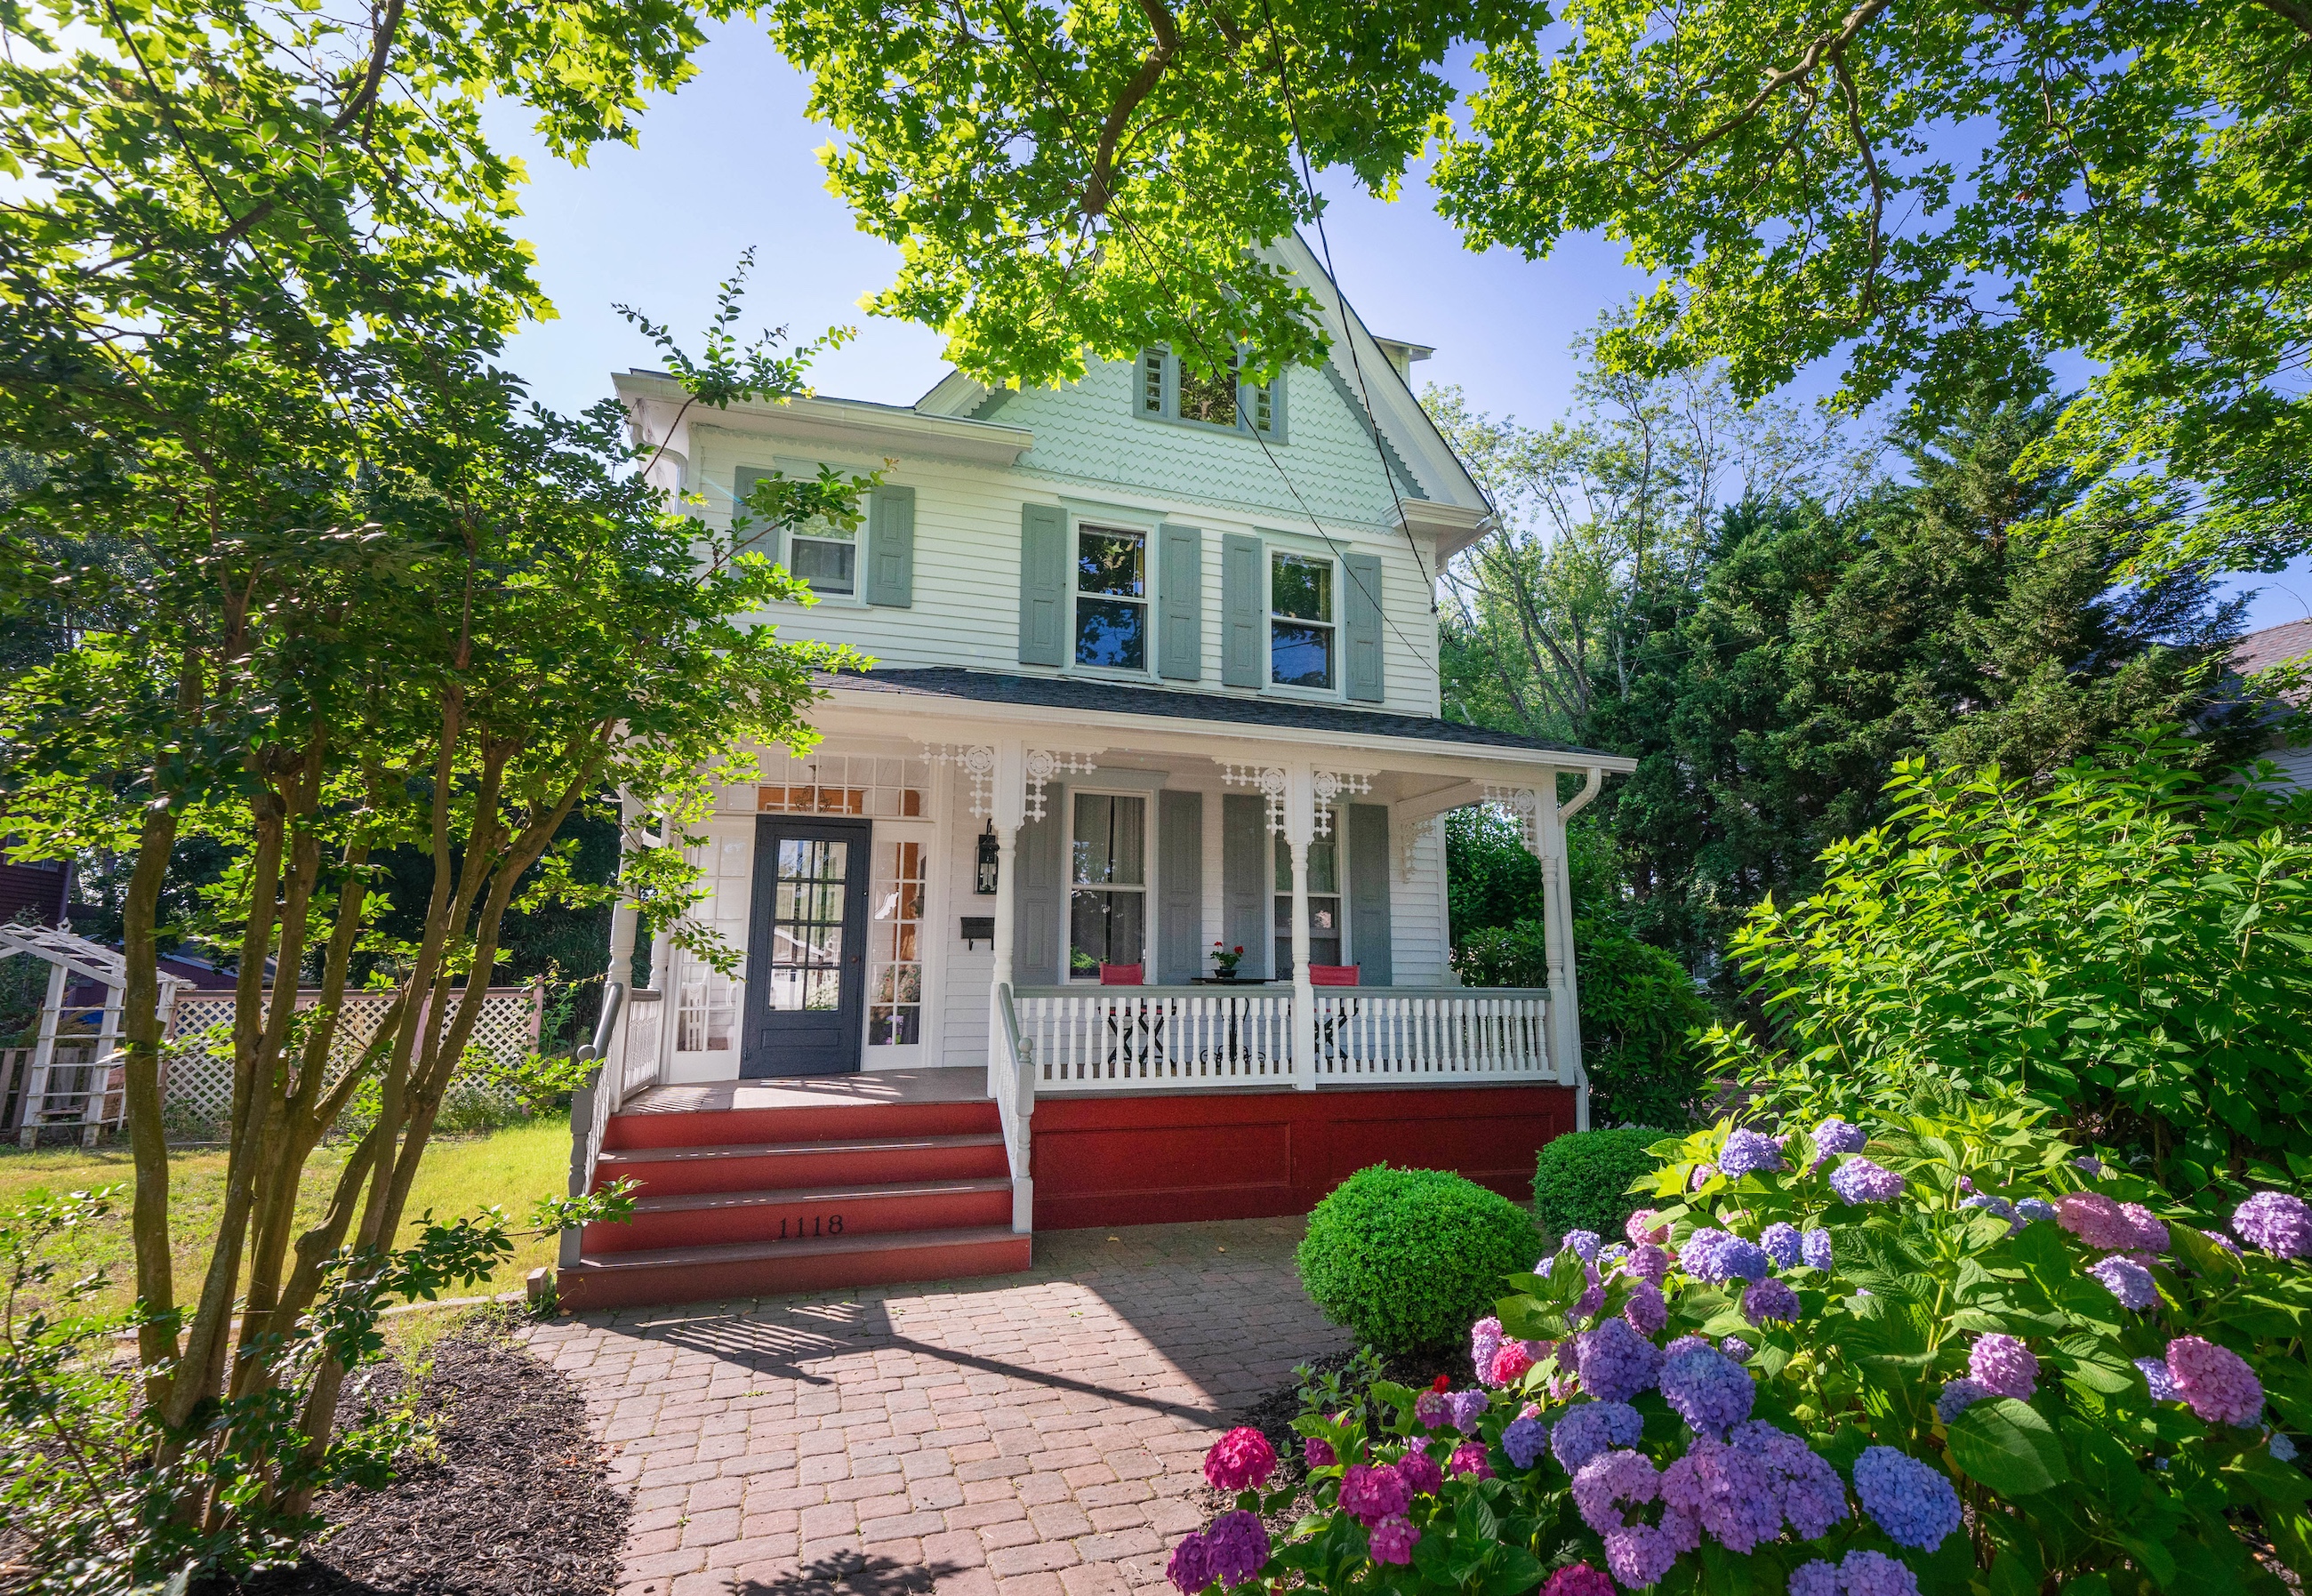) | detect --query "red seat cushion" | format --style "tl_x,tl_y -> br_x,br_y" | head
1098,963 -> 1144,986
1309,964 -> 1361,987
